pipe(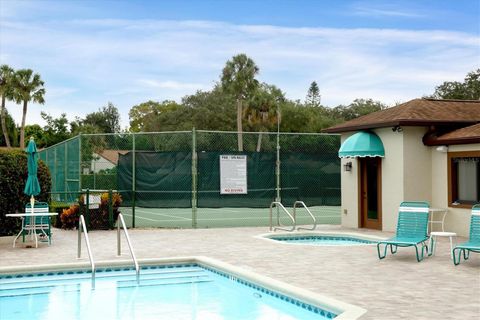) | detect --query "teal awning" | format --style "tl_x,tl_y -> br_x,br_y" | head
339,131 -> 385,158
